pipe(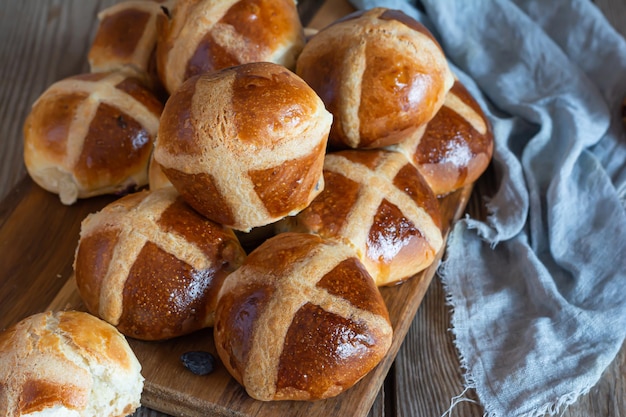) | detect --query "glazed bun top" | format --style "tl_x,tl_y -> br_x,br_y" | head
23,67 -> 163,205
156,0 -> 305,94
296,7 -> 454,149
88,0 -> 173,75
392,80 -> 494,196
154,61 -> 332,231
